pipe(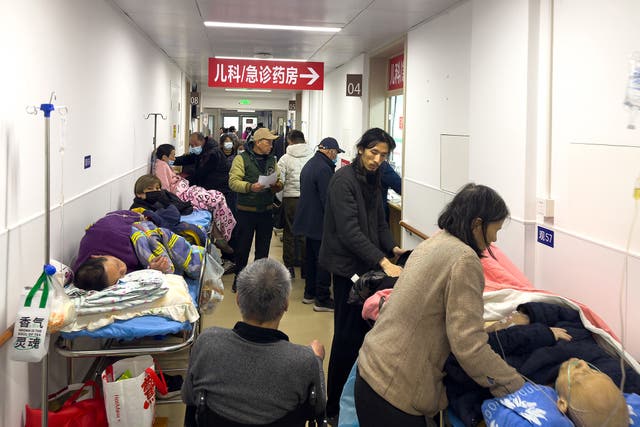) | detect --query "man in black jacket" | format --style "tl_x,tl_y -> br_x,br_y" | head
318,128 -> 405,421
174,132 -> 228,193
293,137 -> 343,312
